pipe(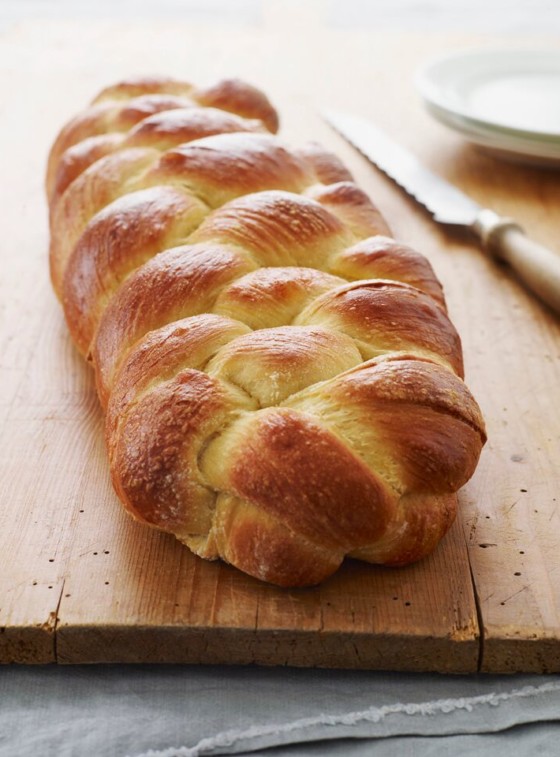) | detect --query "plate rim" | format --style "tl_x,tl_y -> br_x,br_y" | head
424,101 -> 560,164
416,47 -> 560,143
